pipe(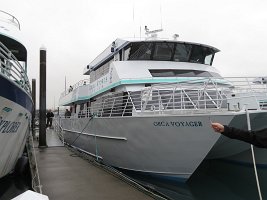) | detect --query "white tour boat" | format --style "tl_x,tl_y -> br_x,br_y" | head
59,29 -> 267,182
0,10 -> 33,179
